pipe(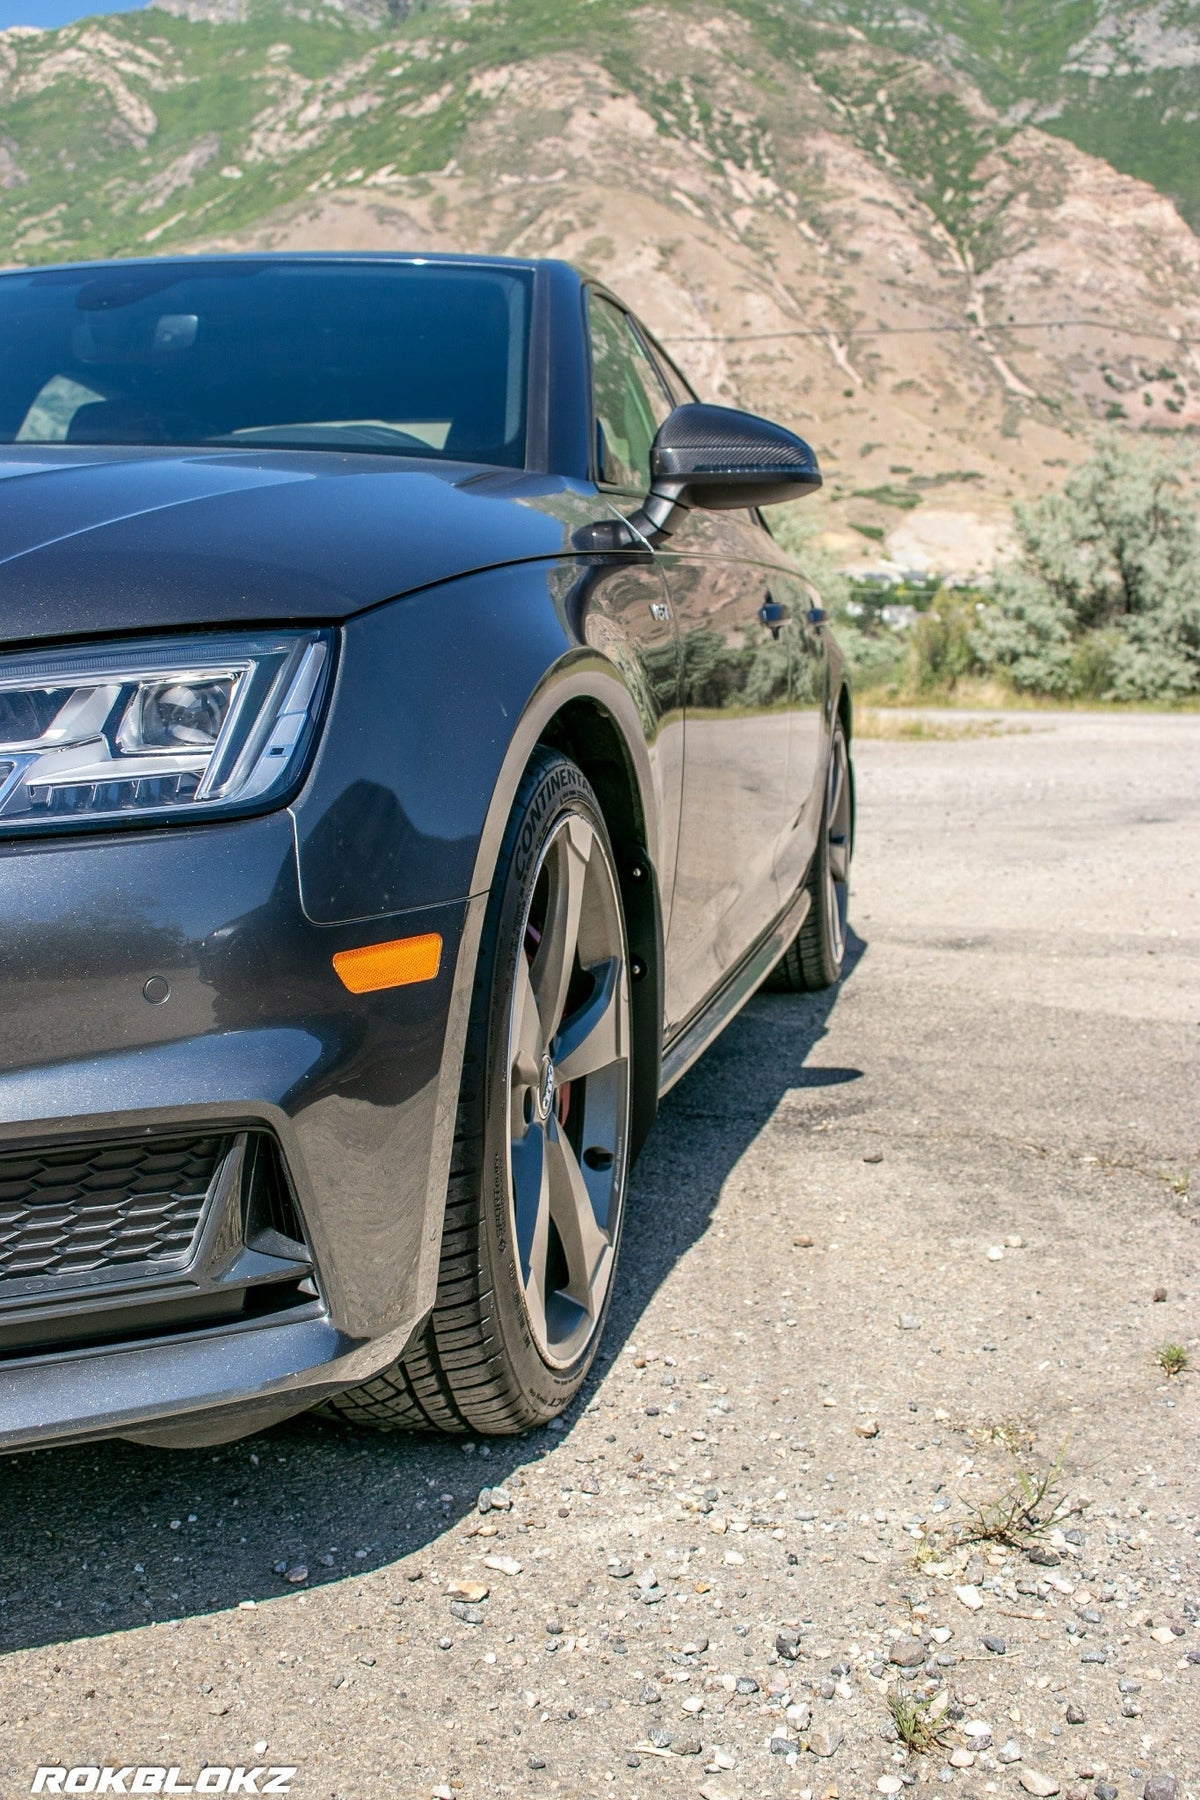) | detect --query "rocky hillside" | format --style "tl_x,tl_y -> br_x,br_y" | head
0,0 -> 1197,574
